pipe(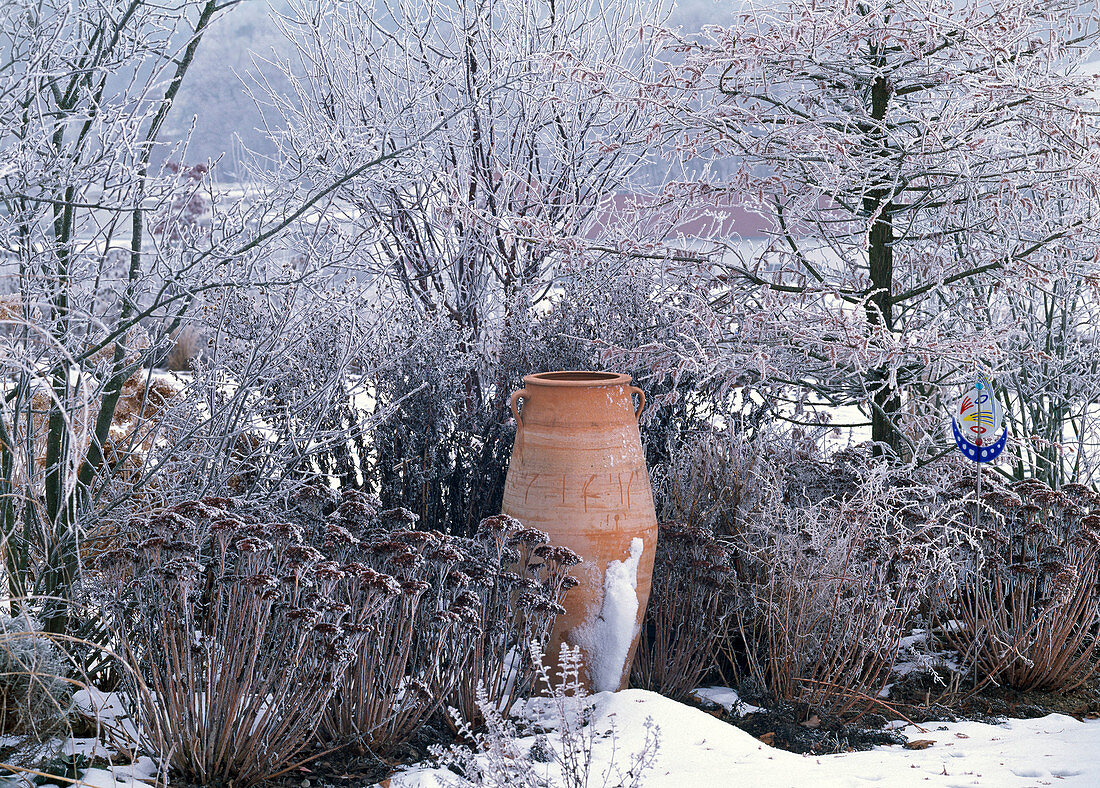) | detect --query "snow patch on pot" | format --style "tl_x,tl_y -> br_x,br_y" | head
573,537 -> 644,692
